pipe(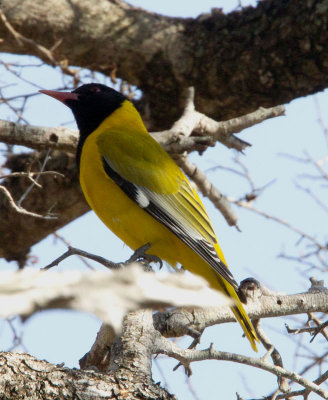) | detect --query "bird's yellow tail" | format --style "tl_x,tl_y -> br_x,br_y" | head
219,277 -> 259,352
